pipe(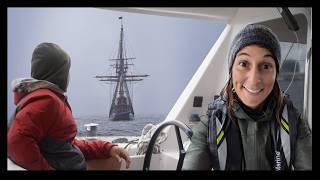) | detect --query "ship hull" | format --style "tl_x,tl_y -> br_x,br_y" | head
110,112 -> 134,121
